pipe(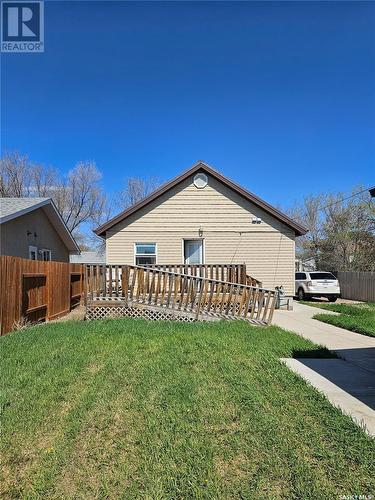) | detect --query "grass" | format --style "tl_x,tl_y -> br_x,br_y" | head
1,319 -> 374,498
302,301 -> 375,338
